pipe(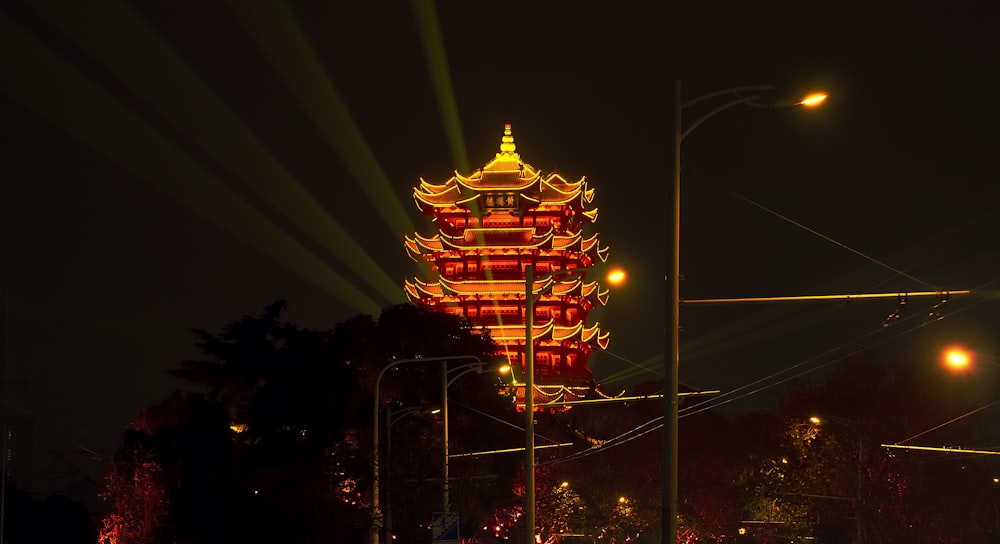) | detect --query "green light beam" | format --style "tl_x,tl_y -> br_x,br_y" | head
228,0 -> 418,242
0,13 -> 380,316
409,0 -> 469,173
27,2 -> 403,305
